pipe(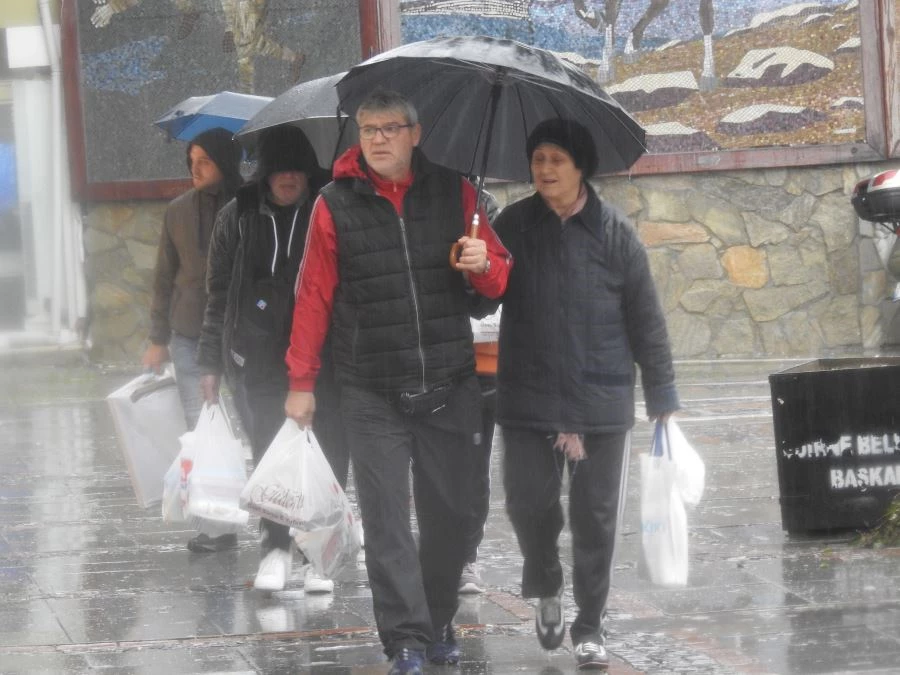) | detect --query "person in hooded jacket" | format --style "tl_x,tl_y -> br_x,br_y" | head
493,118 -> 680,671
143,127 -> 242,433
196,125 -> 347,593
